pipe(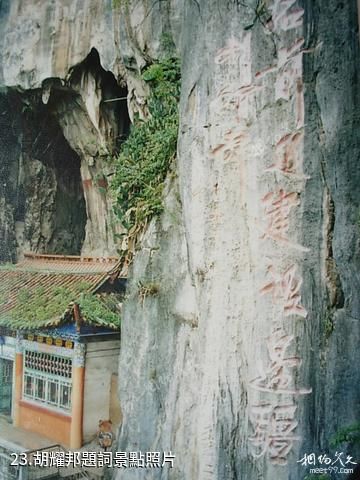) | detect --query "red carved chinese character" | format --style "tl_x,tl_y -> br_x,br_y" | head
260,264 -> 307,318
250,327 -> 312,395
261,189 -> 305,248
211,84 -> 262,121
266,130 -> 308,178
255,38 -> 305,127
210,128 -> 247,162
249,402 -> 300,464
